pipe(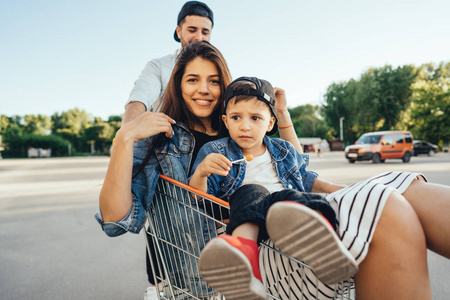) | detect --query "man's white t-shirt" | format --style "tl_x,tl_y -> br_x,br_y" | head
125,49 -> 180,112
